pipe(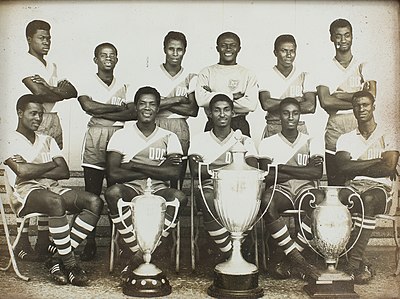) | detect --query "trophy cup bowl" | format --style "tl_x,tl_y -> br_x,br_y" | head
199,130 -> 271,299
298,186 -> 364,299
117,178 -> 180,297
